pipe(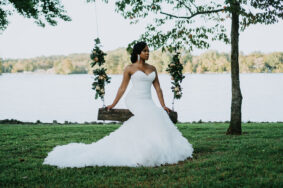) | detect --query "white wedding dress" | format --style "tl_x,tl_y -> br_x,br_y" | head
43,70 -> 193,168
